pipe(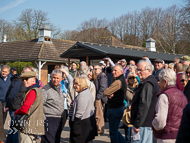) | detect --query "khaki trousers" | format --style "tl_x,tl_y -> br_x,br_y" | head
95,99 -> 104,134
19,131 -> 37,143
